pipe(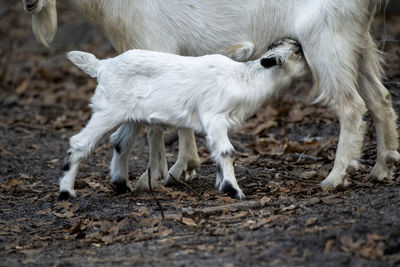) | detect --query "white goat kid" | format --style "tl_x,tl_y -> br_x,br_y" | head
24,0 -> 399,197
59,39 -> 307,199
